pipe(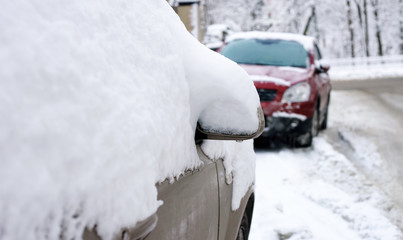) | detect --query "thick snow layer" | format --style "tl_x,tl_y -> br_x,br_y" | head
0,1 -> 260,239
226,31 -> 315,52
